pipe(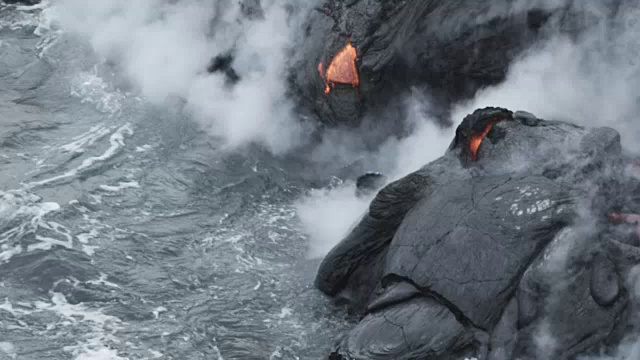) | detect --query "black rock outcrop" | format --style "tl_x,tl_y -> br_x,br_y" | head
291,1 -> 618,127
316,107 -> 640,359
